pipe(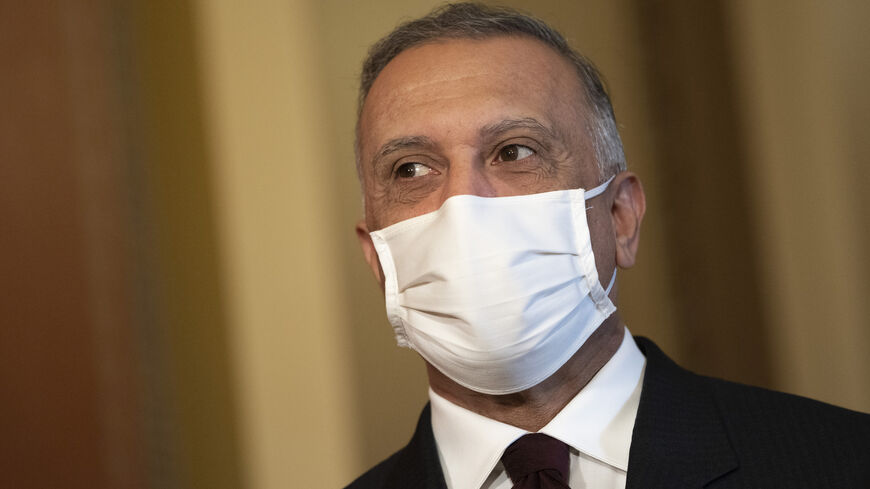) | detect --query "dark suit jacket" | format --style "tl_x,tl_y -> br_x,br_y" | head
346,337 -> 870,488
